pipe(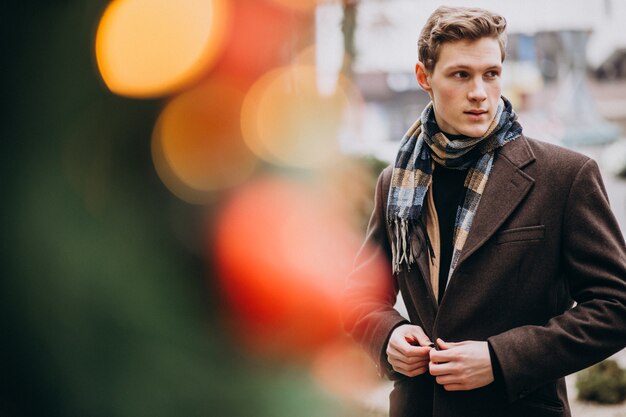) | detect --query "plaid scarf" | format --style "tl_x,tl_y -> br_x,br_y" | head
387,96 -> 522,277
